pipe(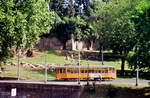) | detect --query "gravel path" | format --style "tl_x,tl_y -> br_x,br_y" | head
0,80 -> 149,86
